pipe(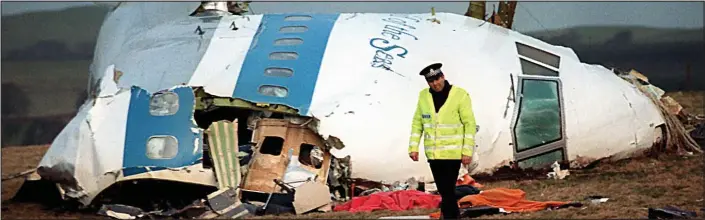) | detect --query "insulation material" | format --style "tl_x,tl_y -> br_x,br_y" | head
206,120 -> 242,189
661,96 -> 684,116
282,148 -> 318,188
